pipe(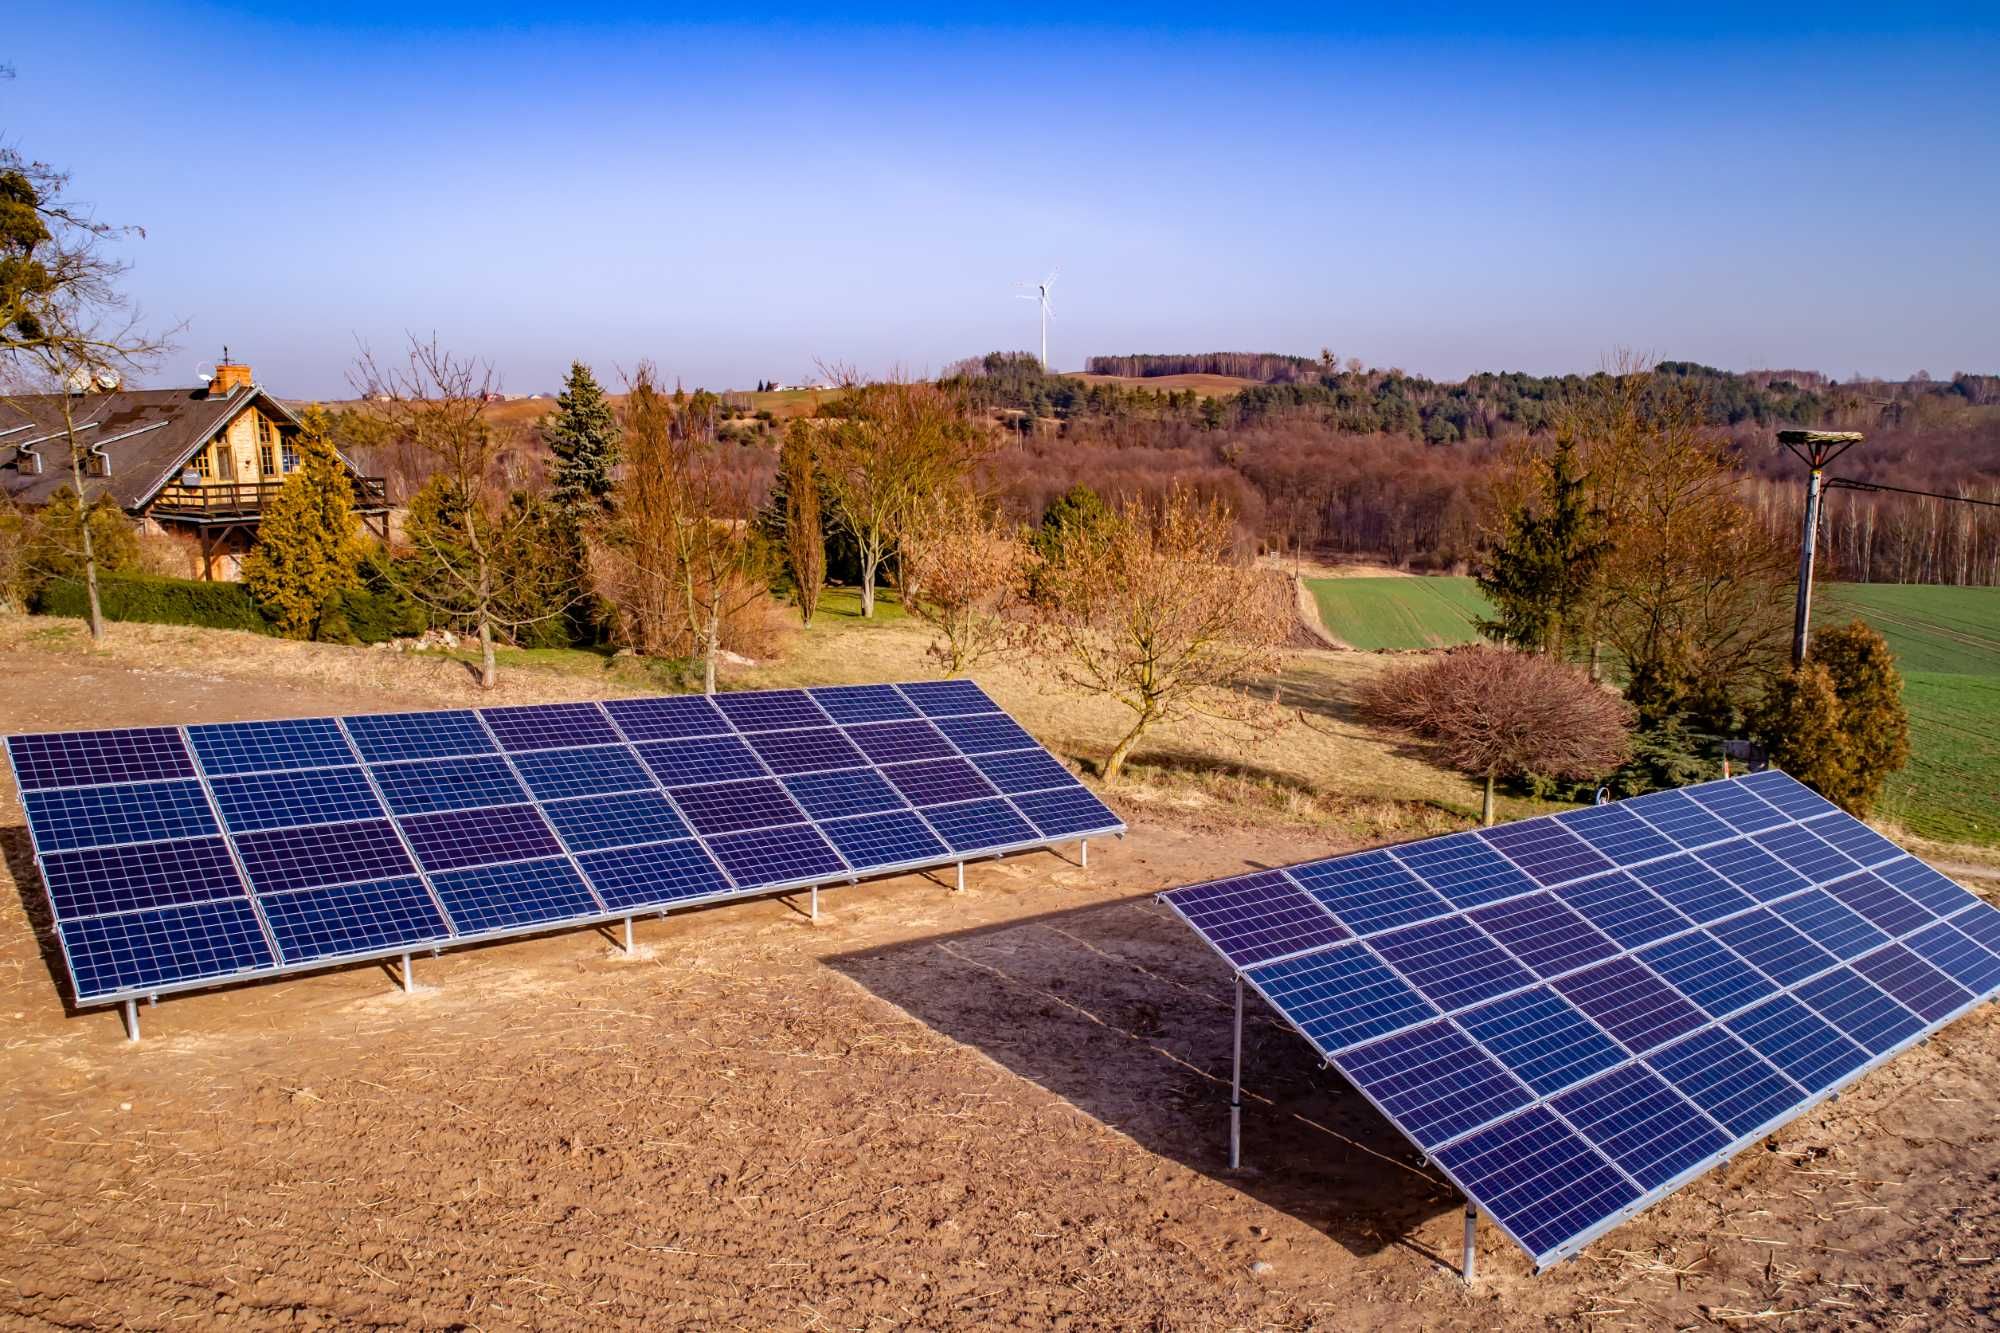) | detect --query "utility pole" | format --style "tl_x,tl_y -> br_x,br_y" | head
1777,429 -> 1864,667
